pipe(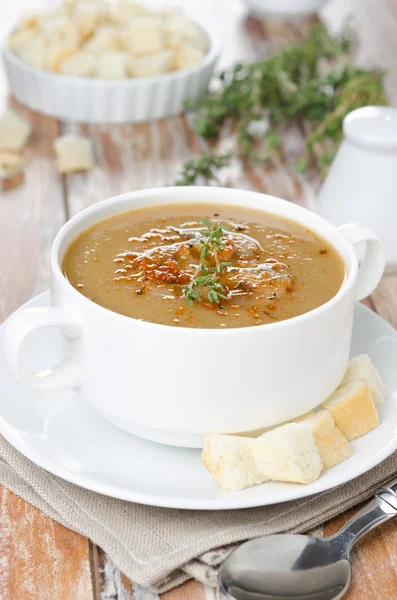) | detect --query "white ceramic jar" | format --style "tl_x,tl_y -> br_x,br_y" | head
317,106 -> 397,272
2,187 -> 385,447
